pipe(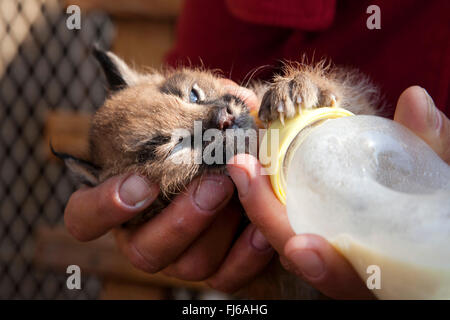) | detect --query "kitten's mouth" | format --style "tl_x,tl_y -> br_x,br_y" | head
201,113 -> 257,168
217,108 -> 235,130
211,94 -> 252,131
